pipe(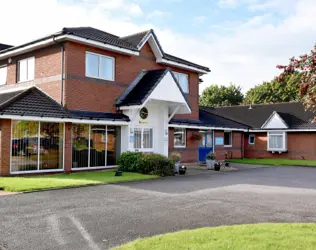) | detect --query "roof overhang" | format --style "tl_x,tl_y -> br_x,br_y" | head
169,123 -> 247,131
156,58 -> 210,74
